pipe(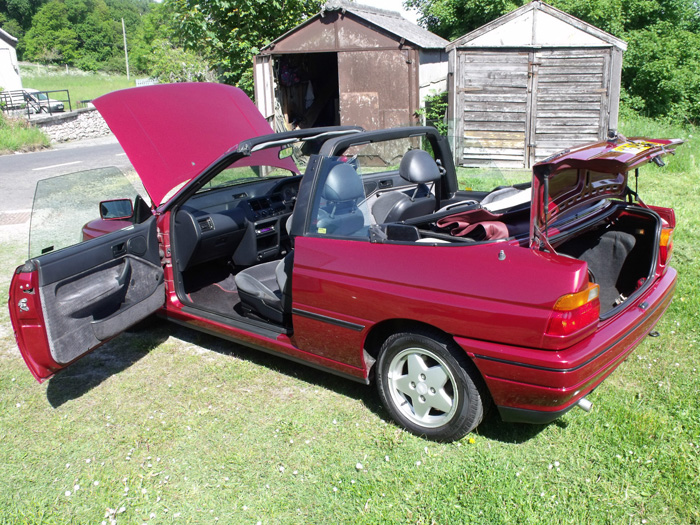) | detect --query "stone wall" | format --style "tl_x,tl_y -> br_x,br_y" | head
30,107 -> 112,143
